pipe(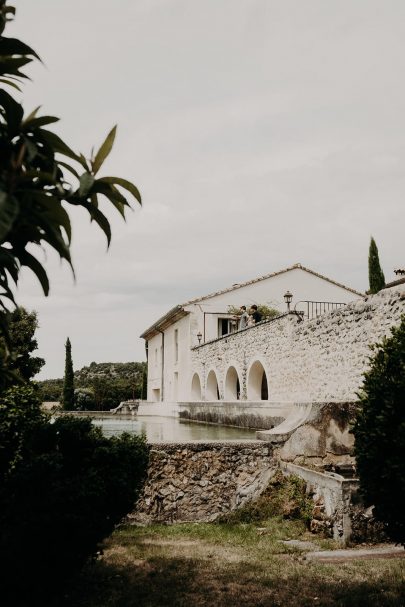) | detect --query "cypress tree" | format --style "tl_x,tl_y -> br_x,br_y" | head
368,237 -> 385,294
62,337 -> 75,410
